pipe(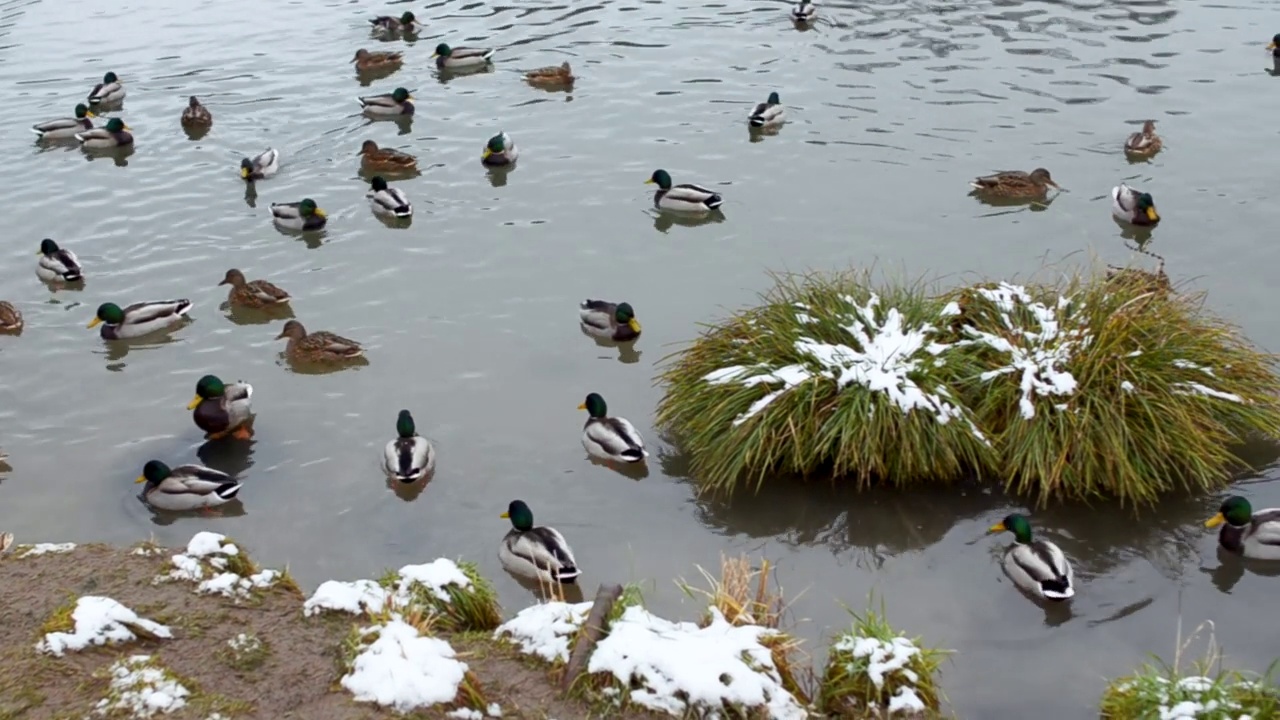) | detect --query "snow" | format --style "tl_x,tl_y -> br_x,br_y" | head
304,579 -> 388,617
302,558 -> 472,617
940,301 -> 961,317
1121,380 -> 1135,393
494,600 -> 593,663
587,605 -> 806,719
341,619 -> 471,713
227,633 -> 262,653
397,558 -> 472,603
186,531 -> 237,558
1175,382 -> 1243,403
831,633 -> 929,716
93,655 -> 188,718
17,542 -> 76,557
158,532 -> 279,600
38,596 -> 172,657
1119,675 -> 1257,720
